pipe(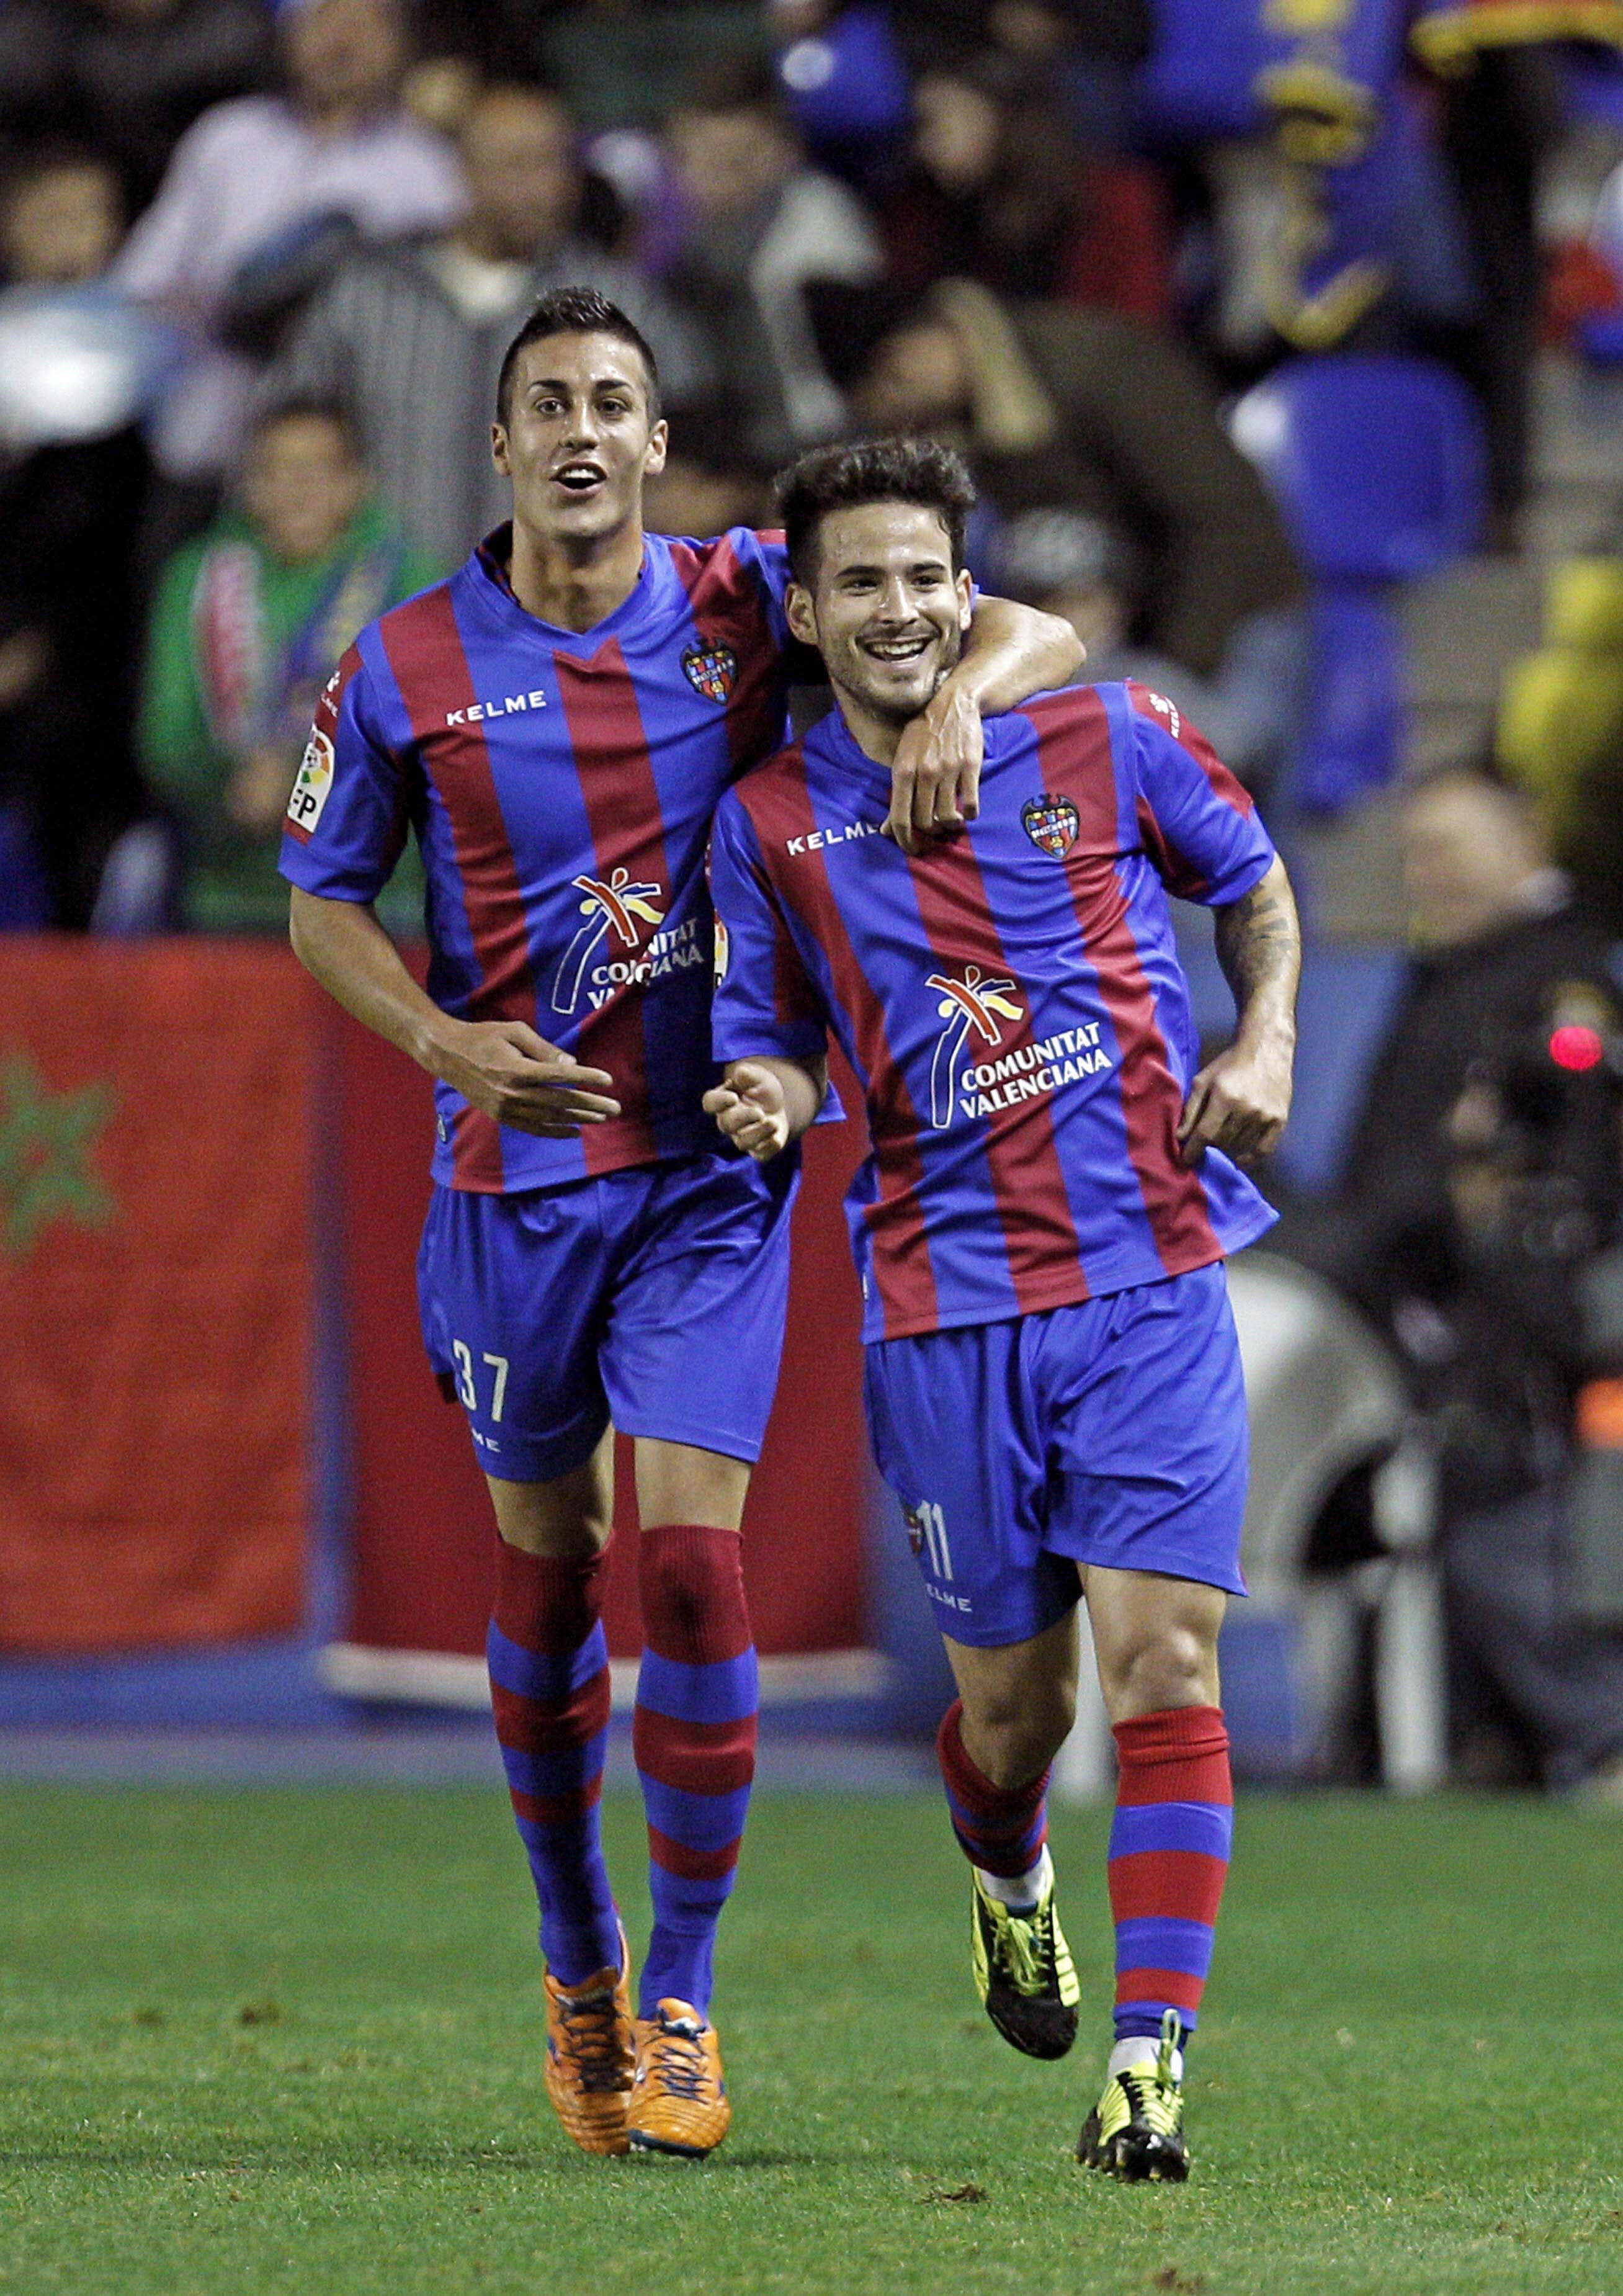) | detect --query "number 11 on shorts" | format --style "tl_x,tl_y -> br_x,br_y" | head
452,1340 -> 509,1422
911,1499 -> 953,1582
